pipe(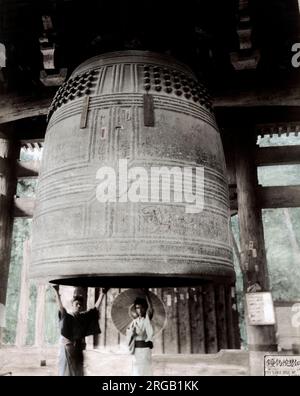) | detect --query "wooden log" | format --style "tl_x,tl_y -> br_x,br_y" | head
102,290 -> 109,348
0,135 -> 19,344
214,81 -> 300,108
95,288 -> 104,348
15,240 -> 30,347
0,157 -> 8,175
235,131 -> 270,287
2,80 -> 300,125
104,288 -> 119,350
189,287 -> 205,354
225,286 -> 235,349
14,197 -> 35,217
202,283 -> 218,353
215,284 -> 228,350
151,288 -> 164,354
34,284 -> 46,347
174,288 -> 181,354
16,160 -> 40,178
86,287 -> 96,349
222,133 -> 237,190
255,146 -> 300,166
258,186 -> 300,208
231,288 -> 242,349
0,93 -> 52,124
231,185 -> 300,211
118,288 -> 127,349
161,288 -> 179,354
235,131 -> 277,368
177,287 -> 192,354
